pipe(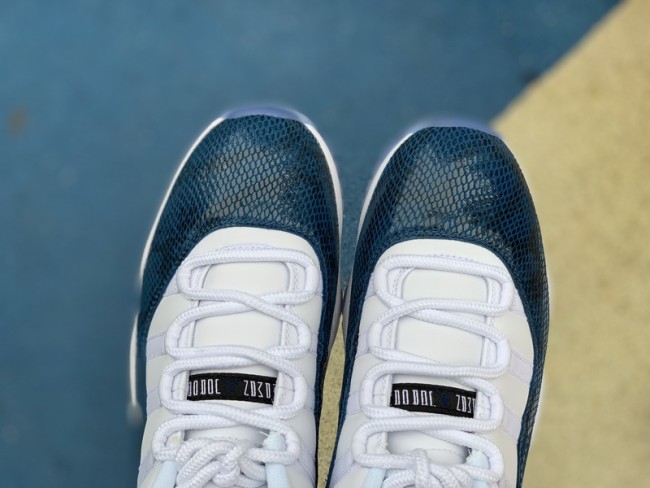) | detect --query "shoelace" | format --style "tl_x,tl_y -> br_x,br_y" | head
354,254 -> 514,488
151,245 -> 319,488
